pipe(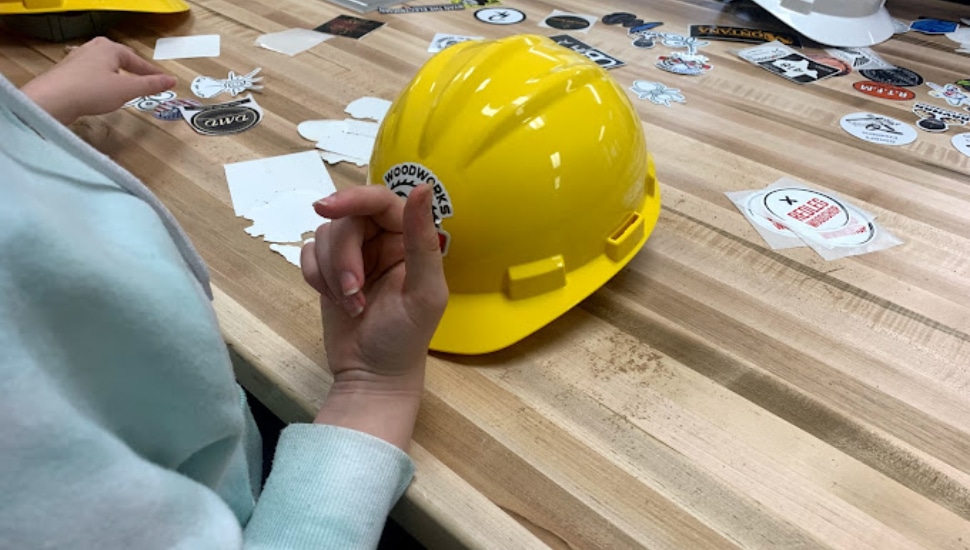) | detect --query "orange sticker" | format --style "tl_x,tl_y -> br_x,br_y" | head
852,81 -> 916,100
